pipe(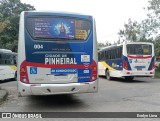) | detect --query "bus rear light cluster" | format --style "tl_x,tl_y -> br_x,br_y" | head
20,64 -> 29,84
123,61 -> 128,70
91,60 -> 97,81
150,72 -> 154,74
151,62 -> 155,70
126,72 -> 130,74
22,89 -> 25,92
